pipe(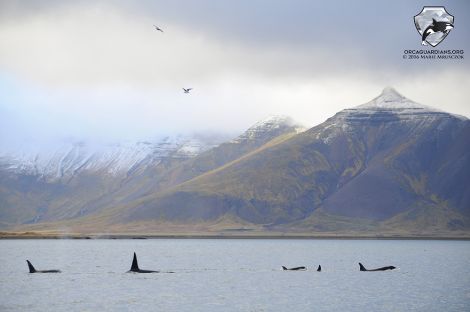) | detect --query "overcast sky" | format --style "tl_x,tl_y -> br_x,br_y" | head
0,0 -> 469,145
